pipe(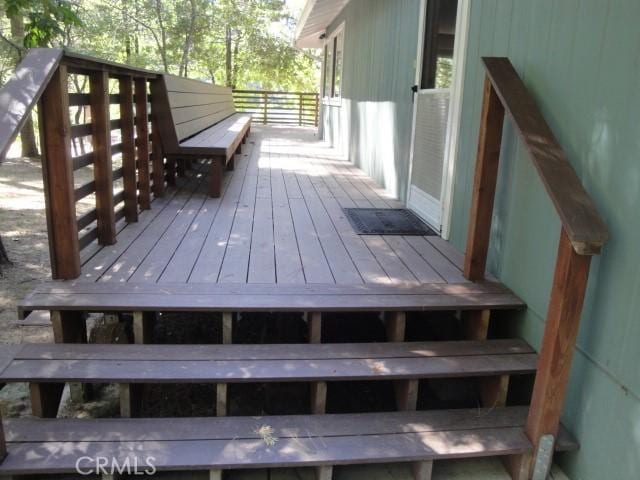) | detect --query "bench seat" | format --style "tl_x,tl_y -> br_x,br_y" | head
151,74 -> 252,197
0,407 -> 577,476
